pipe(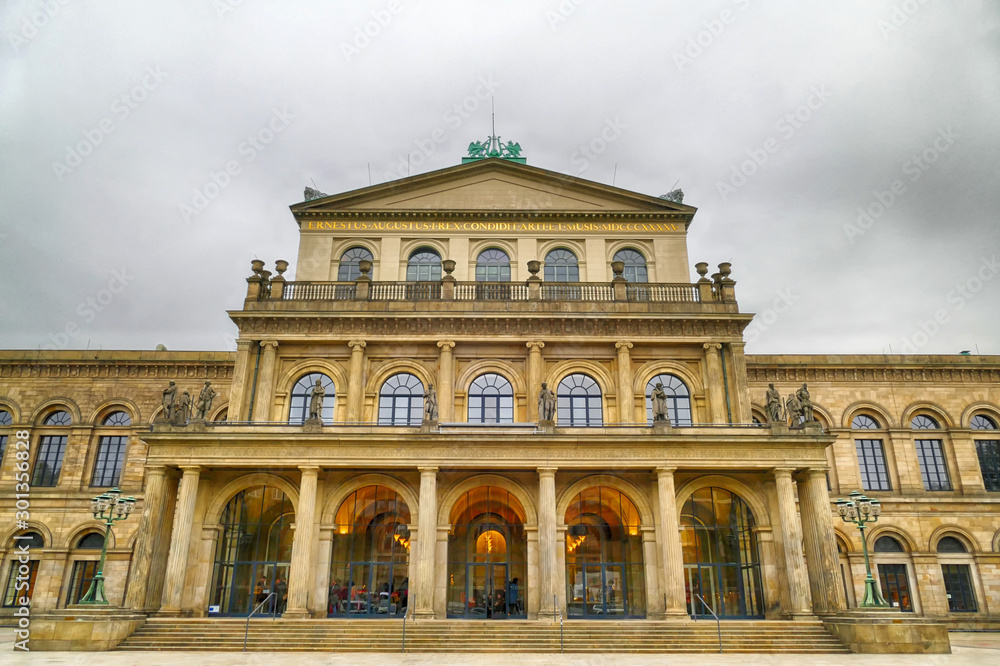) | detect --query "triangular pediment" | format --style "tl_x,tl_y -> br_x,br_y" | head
291,159 -> 694,214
